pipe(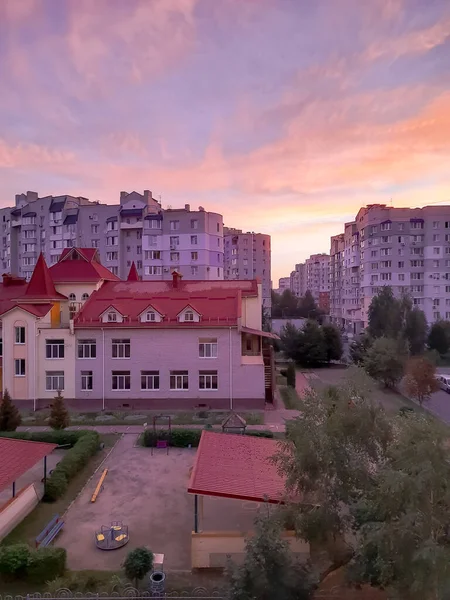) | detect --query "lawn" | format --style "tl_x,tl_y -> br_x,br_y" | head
1,434 -> 119,548
21,410 -> 264,427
